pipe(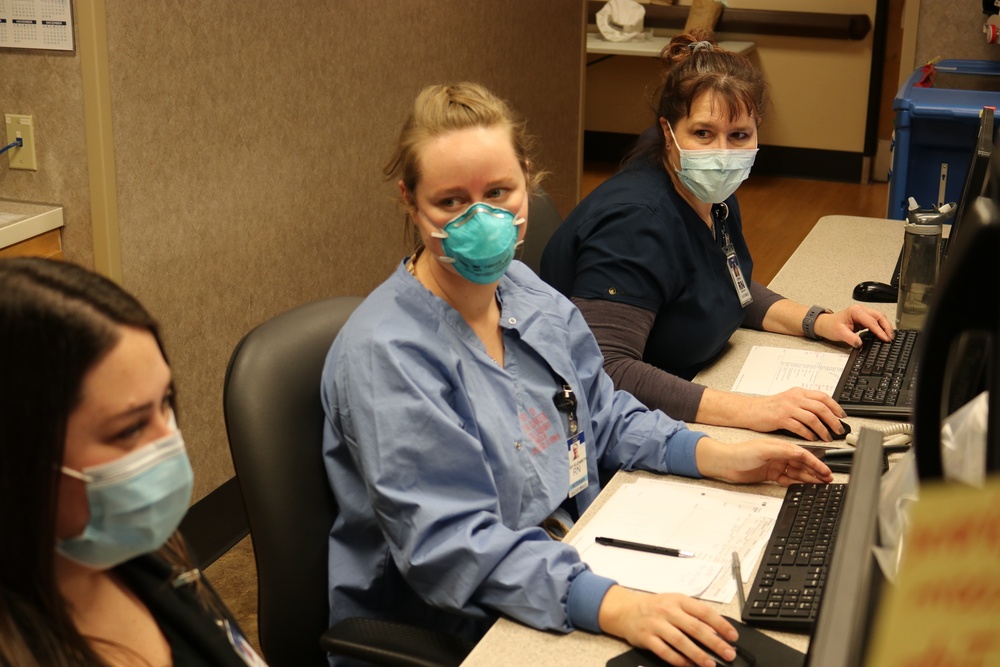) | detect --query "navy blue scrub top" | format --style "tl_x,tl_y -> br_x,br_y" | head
541,161 -> 754,380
